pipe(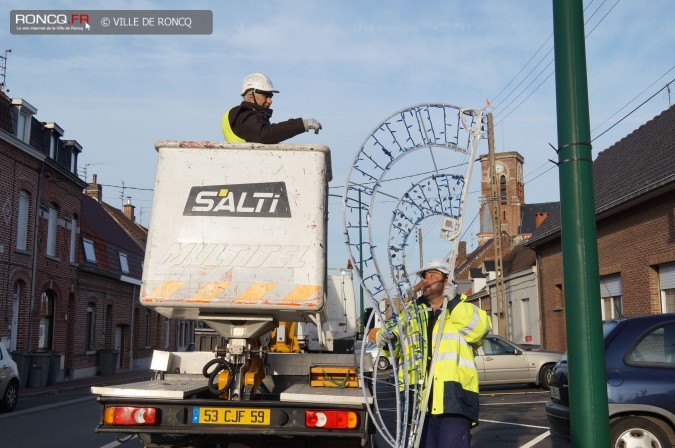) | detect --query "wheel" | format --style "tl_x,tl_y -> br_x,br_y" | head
376,356 -> 390,371
538,364 -> 553,390
610,417 -> 671,448
0,379 -> 18,412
